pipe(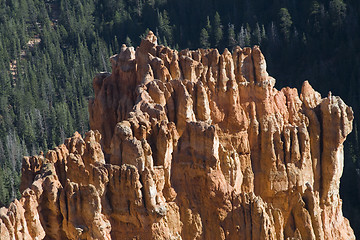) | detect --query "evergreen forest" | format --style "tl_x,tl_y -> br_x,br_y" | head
0,0 -> 359,236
